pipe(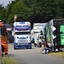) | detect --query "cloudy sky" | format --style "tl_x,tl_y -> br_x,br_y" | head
0,0 -> 12,6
